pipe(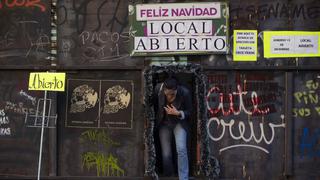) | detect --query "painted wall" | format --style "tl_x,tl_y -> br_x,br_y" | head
0,0 -> 319,179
